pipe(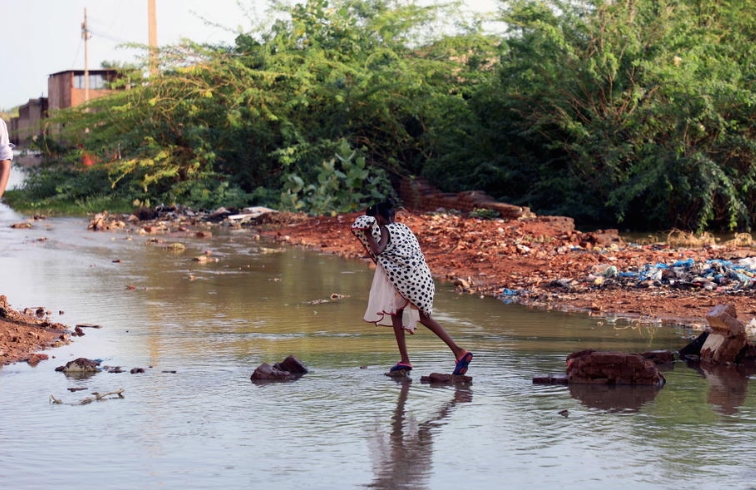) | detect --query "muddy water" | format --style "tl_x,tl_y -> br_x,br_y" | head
0,208 -> 755,489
